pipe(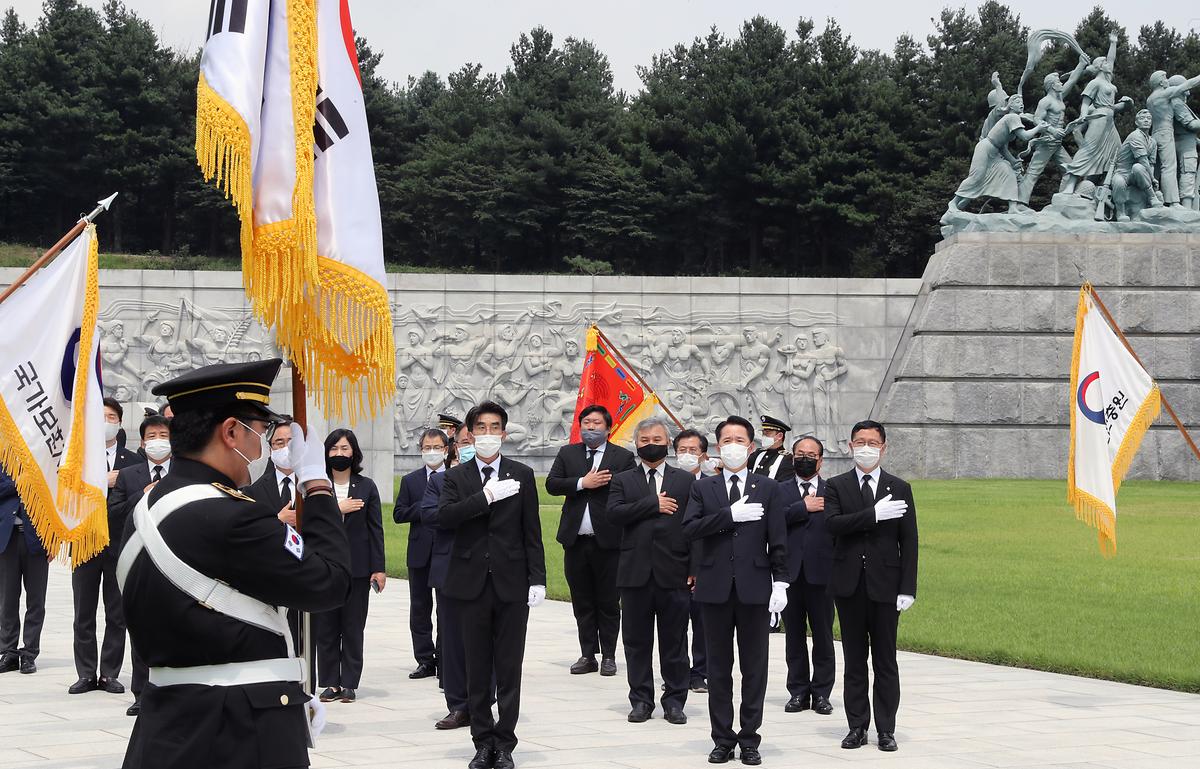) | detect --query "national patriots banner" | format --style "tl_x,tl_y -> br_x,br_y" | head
569,326 -> 660,445
196,0 -> 393,418
0,226 -> 108,564
1066,285 -> 1161,554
